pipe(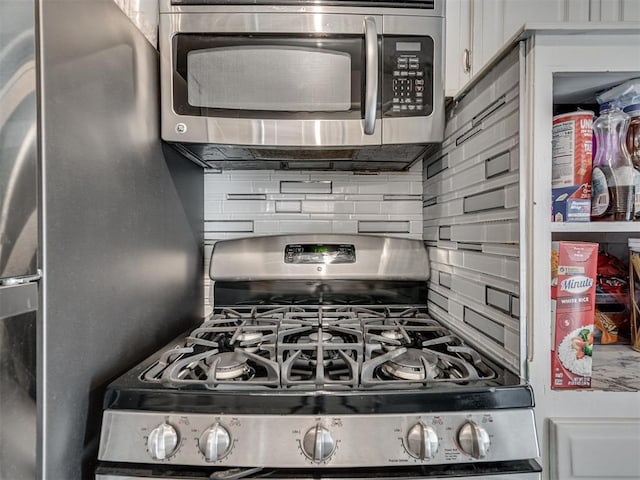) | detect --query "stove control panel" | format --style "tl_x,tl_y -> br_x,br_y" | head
99,409 -> 539,467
